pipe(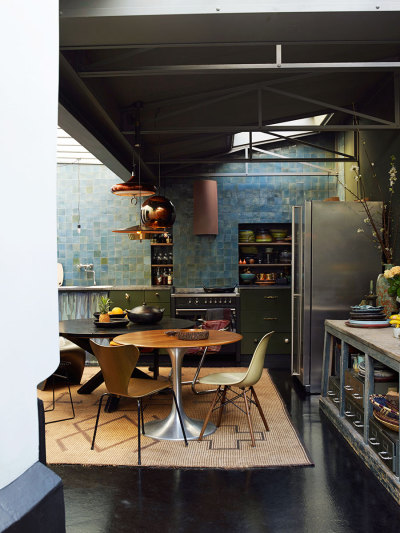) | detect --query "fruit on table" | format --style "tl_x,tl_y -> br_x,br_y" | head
109,306 -> 124,315
389,314 -> 400,327
98,296 -> 111,322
